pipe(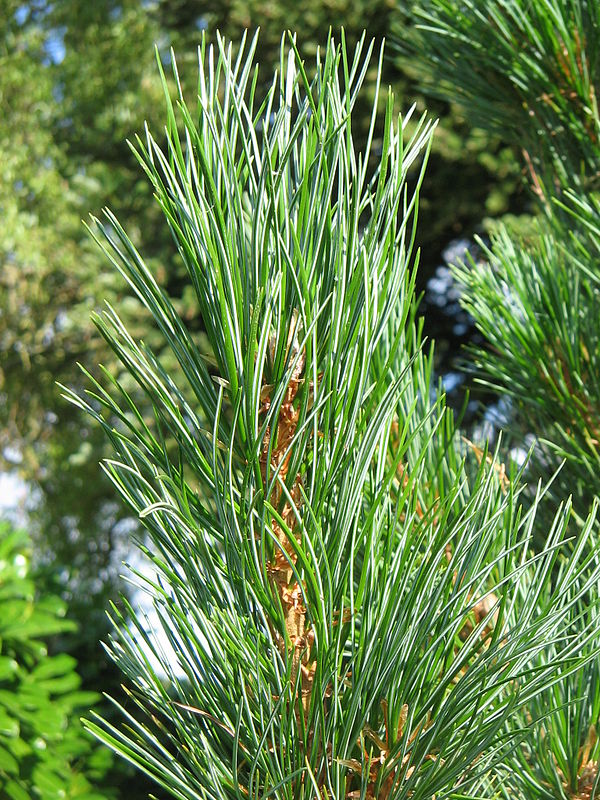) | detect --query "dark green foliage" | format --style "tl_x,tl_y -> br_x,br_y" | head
400,0 -> 600,197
